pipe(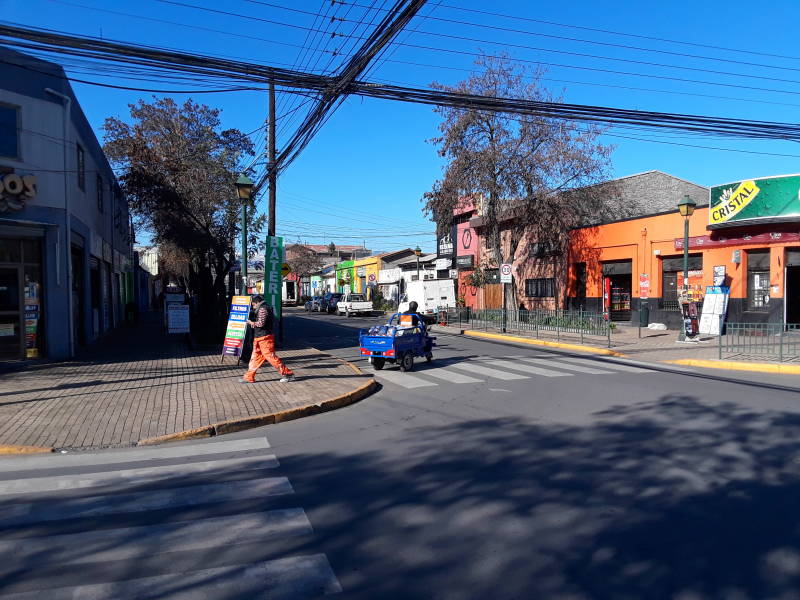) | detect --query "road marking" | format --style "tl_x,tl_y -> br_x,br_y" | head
447,362 -> 529,380
554,357 -> 654,373
482,359 -> 573,378
0,477 -> 294,527
375,369 -> 438,388
0,508 -> 312,565
0,554 -> 342,600
0,437 -> 270,472
417,366 -> 483,384
0,454 -> 279,496
521,357 -> 614,375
